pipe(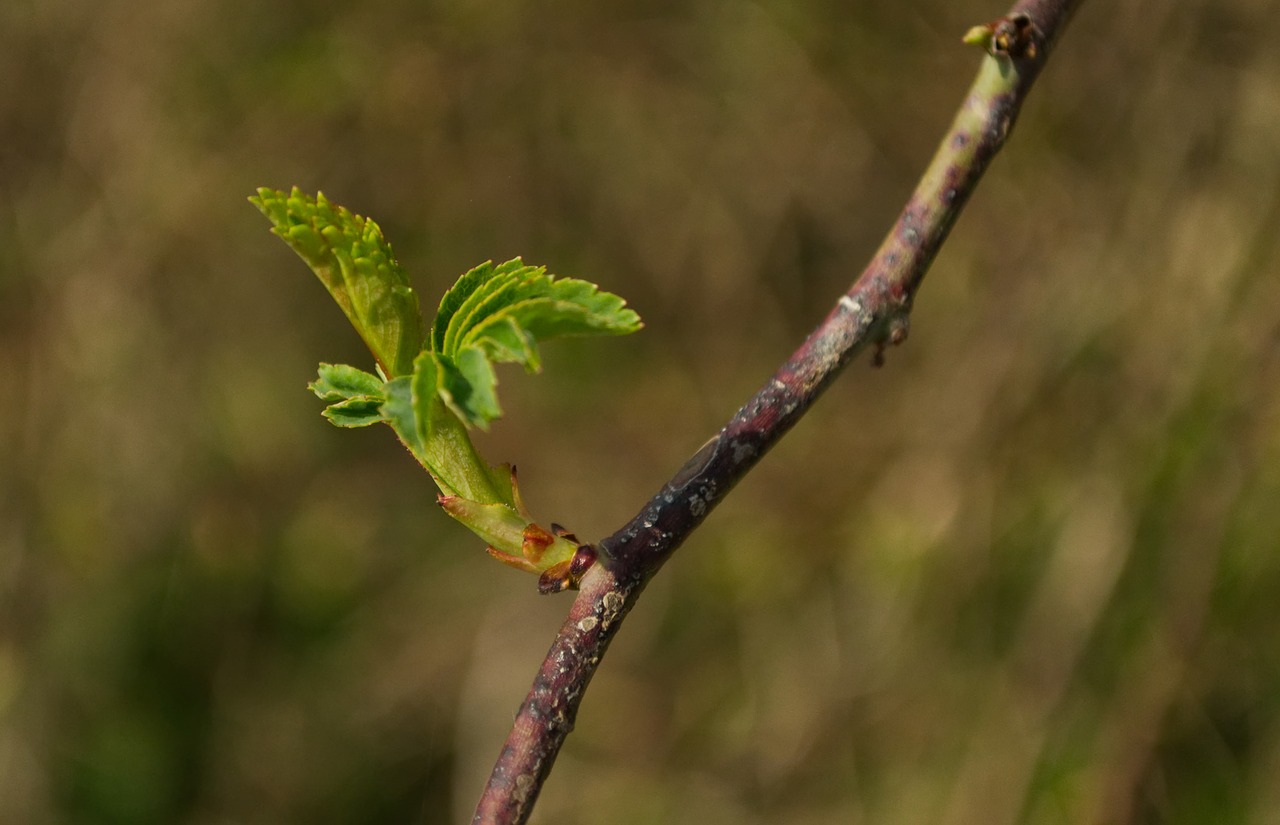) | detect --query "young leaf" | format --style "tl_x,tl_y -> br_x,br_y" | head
310,363 -> 384,401
309,363 -> 385,427
377,376 -> 427,464
251,187 -> 424,377
385,351 -> 517,507
322,397 -> 384,427
432,260 -> 512,353
426,258 -> 642,429
438,259 -> 530,357
429,370 -> 515,505
436,346 -> 502,429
